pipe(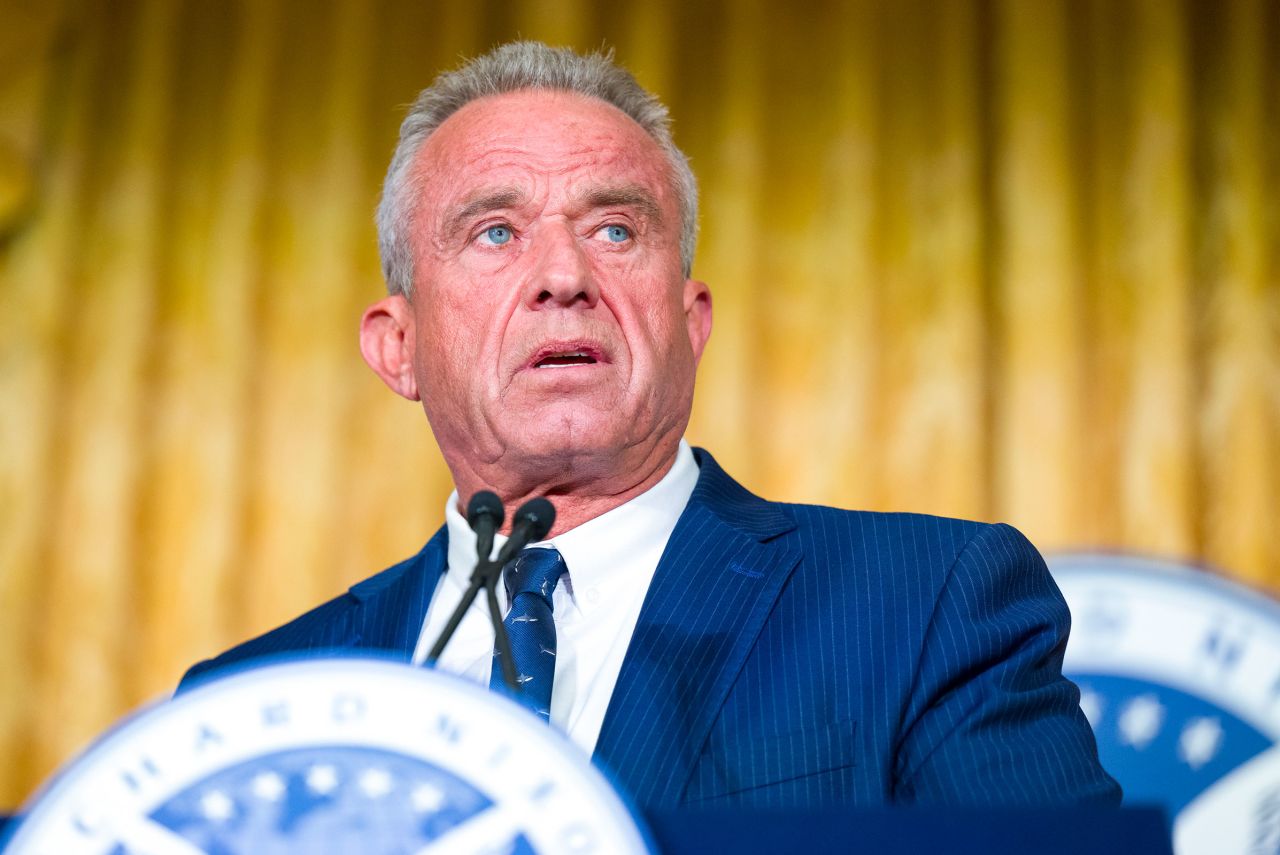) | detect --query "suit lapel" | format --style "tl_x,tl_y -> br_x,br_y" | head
593,450 -> 800,807
345,526 -> 449,660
